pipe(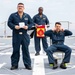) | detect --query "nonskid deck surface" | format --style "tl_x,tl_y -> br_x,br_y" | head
0,38 -> 75,75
